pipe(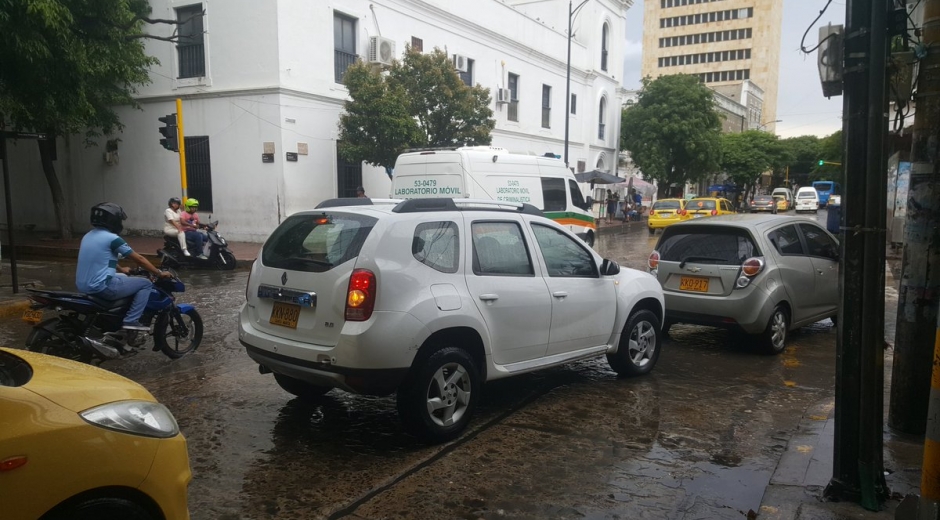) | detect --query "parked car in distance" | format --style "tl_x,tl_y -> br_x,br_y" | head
240,198 -> 665,443
686,197 -> 735,219
648,198 -> 692,234
748,195 -> 778,214
647,214 -> 839,354
794,187 -> 820,213
771,188 -> 793,211
1,348 -> 191,520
